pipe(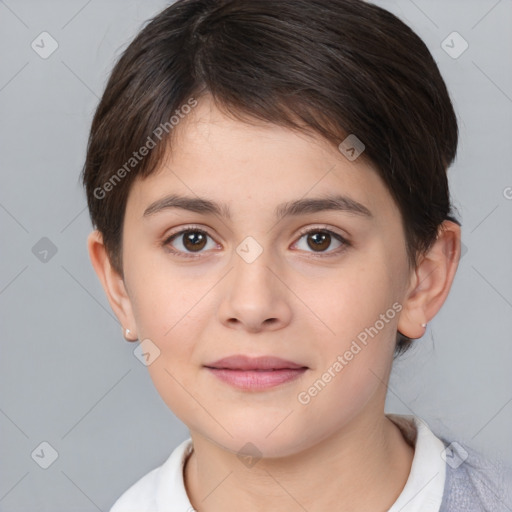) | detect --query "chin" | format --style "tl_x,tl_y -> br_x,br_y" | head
202,425 -> 313,461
